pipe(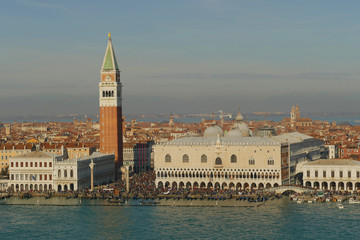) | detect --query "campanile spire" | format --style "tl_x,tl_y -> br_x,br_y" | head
99,33 -> 123,179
